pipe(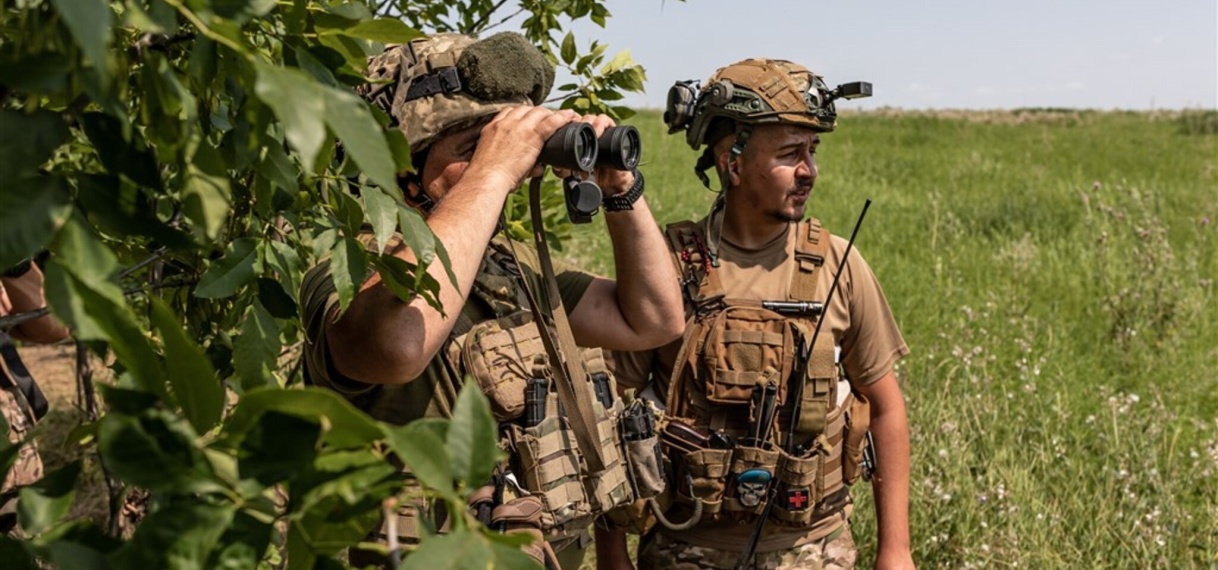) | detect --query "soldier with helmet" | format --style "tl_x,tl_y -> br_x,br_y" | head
299,32 -> 684,568
598,59 -> 914,569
